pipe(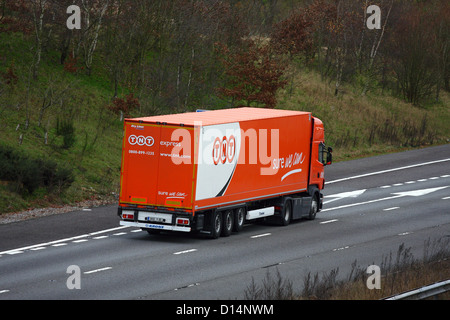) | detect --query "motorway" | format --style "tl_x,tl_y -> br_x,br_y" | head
0,144 -> 449,300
